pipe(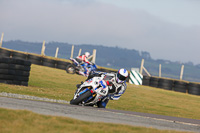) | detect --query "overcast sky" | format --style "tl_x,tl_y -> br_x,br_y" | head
0,0 -> 200,64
